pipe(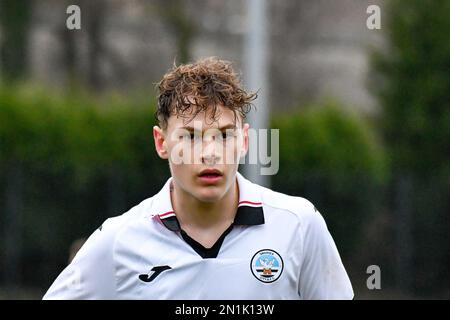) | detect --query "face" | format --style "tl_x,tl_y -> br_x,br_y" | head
153,105 -> 249,203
